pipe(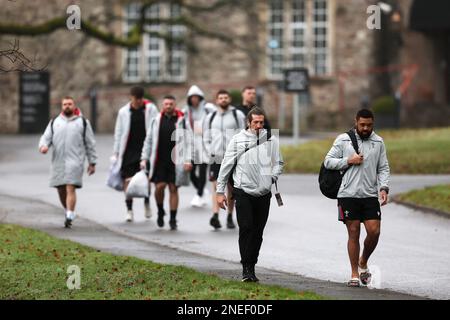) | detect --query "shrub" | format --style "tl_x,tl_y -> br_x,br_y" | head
371,95 -> 396,115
